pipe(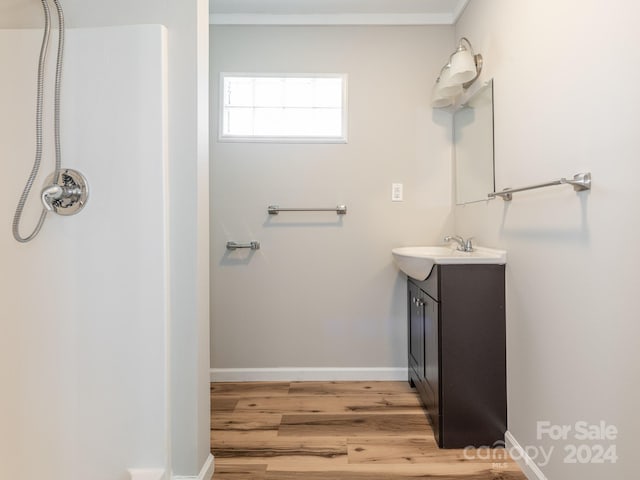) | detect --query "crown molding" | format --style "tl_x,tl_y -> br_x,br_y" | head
210,12 -> 460,26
